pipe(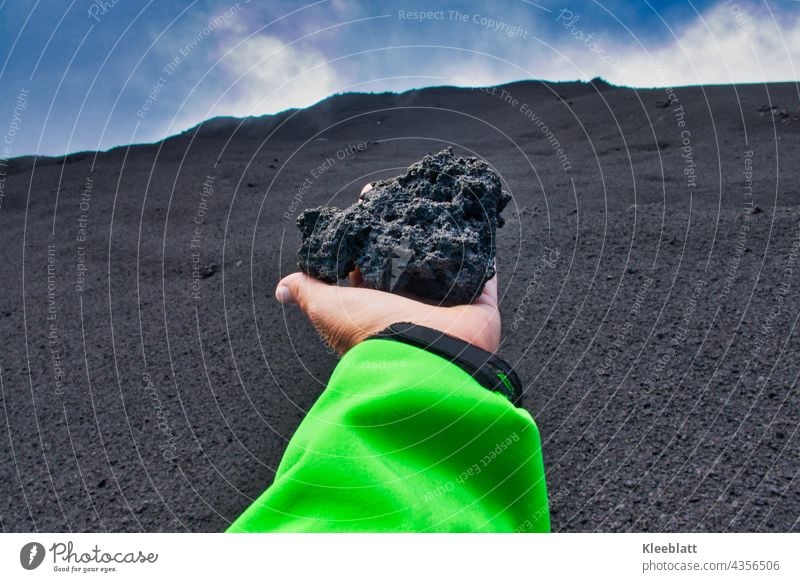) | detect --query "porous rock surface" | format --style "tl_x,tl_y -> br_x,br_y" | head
296,148 -> 510,305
